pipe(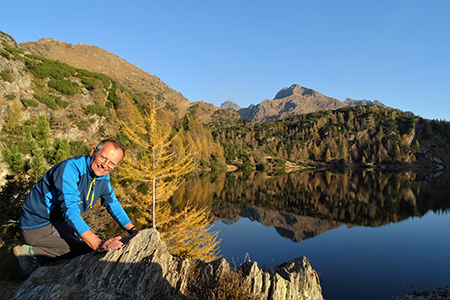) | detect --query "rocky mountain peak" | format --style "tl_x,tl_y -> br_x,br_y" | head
237,84 -> 345,122
273,84 -> 314,100
220,100 -> 241,110
344,98 -> 387,108
234,85 -> 391,122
